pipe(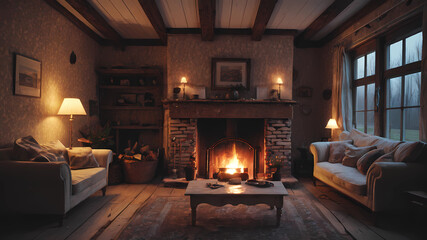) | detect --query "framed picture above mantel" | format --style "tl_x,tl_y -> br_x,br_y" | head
14,54 -> 41,98
211,58 -> 250,90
